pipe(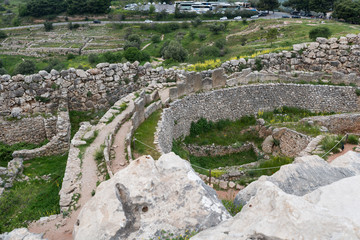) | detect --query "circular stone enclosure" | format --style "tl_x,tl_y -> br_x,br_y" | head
157,83 -> 360,153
